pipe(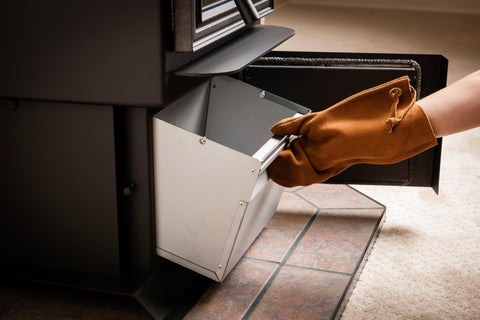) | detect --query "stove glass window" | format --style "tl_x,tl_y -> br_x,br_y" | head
200,0 -> 236,22
173,0 -> 273,52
